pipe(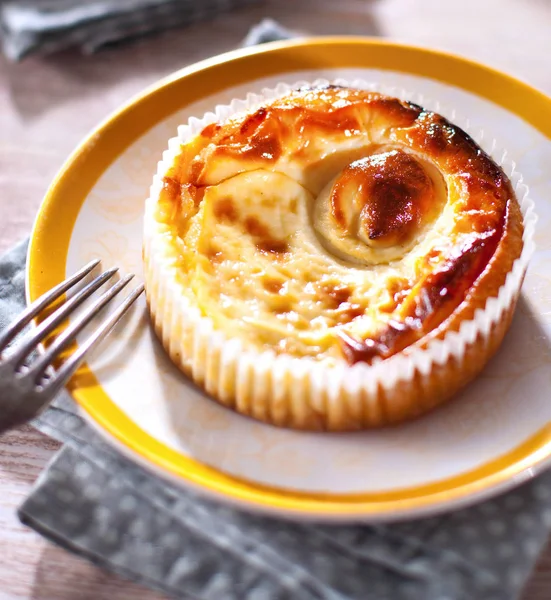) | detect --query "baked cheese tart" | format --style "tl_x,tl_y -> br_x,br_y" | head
143,84 -> 526,430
